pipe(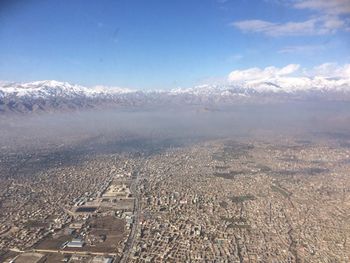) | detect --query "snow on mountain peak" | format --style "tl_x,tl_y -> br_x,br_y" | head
1,74 -> 350,100
0,80 -> 136,98
1,64 -> 350,114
